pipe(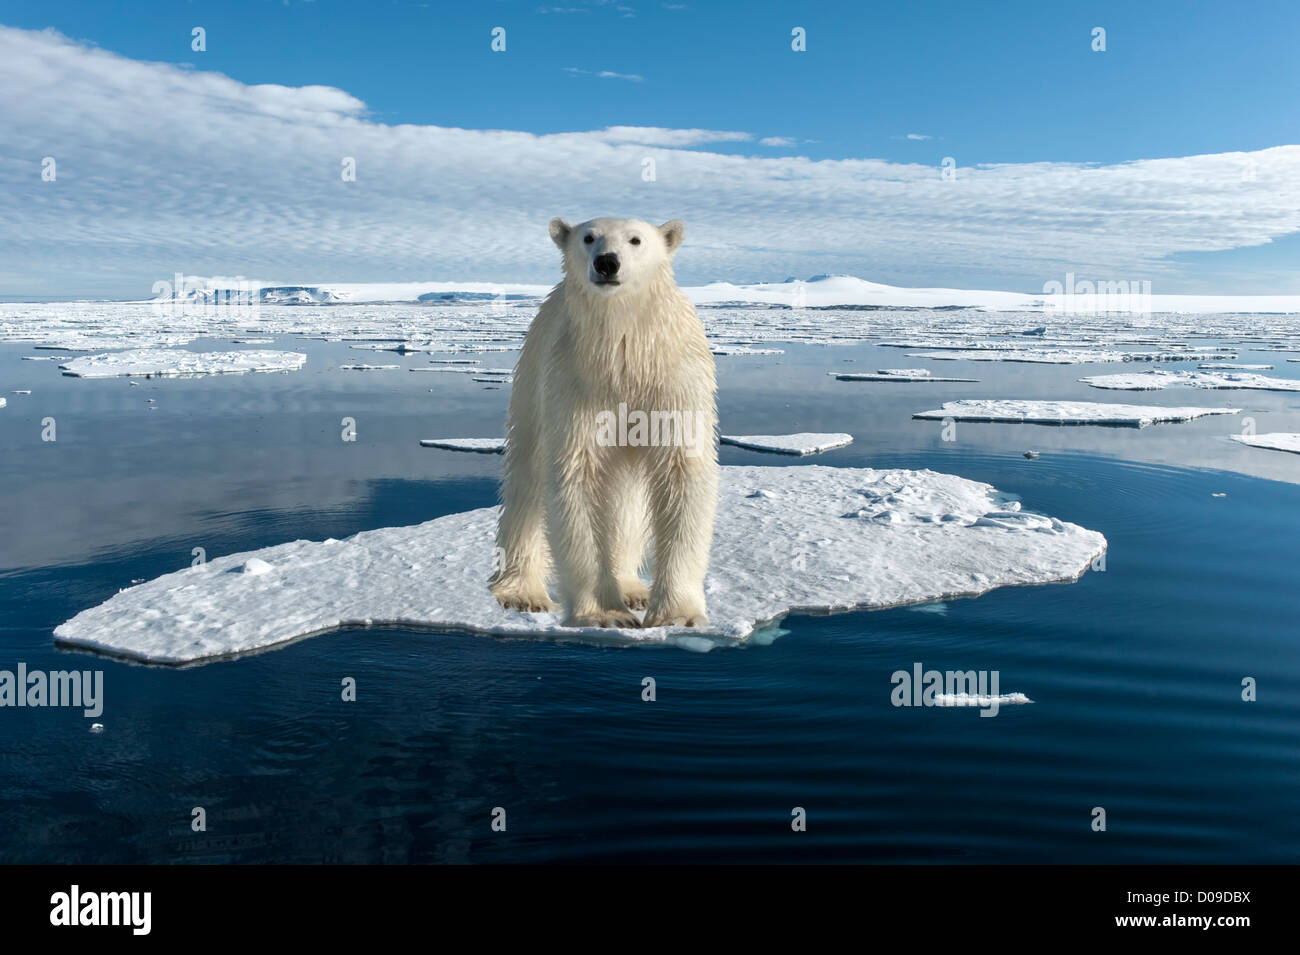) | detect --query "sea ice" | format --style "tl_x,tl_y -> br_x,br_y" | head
338,363 -> 400,371
419,438 -> 506,453
934,692 -> 1033,707
60,349 -> 306,378
906,348 -> 1238,365
1079,369 -> 1300,392
914,399 -> 1241,427
1229,433 -> 1300,455
720,433 -> 854,455
52,465 -> 1106,665
710,345 -> 786,356
835,368 -> 979,382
